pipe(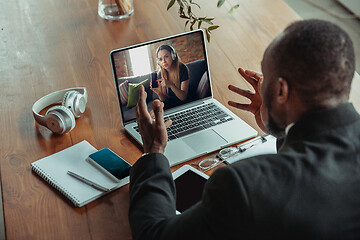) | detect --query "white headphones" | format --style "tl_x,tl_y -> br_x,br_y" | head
32,87 -> 88,134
